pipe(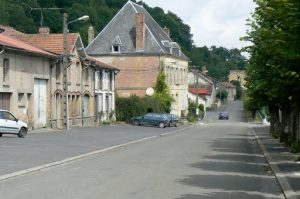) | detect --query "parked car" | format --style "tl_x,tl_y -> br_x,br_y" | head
131,113 -> 169,128
165,114 -> 179,127
218,111 -> 229,120
0,109 -> 28,138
